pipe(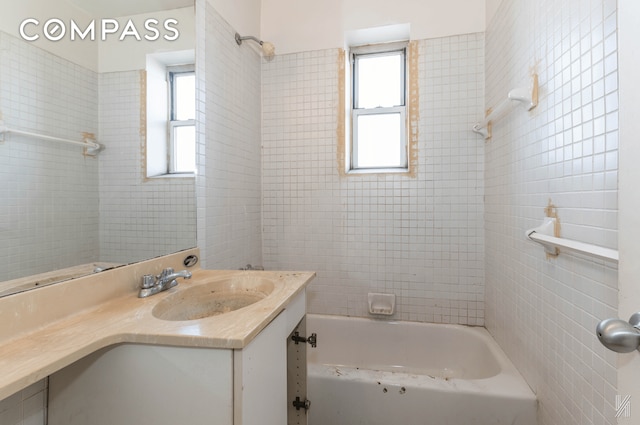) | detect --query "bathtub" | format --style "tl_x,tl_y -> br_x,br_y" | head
306,314 -> 537,425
